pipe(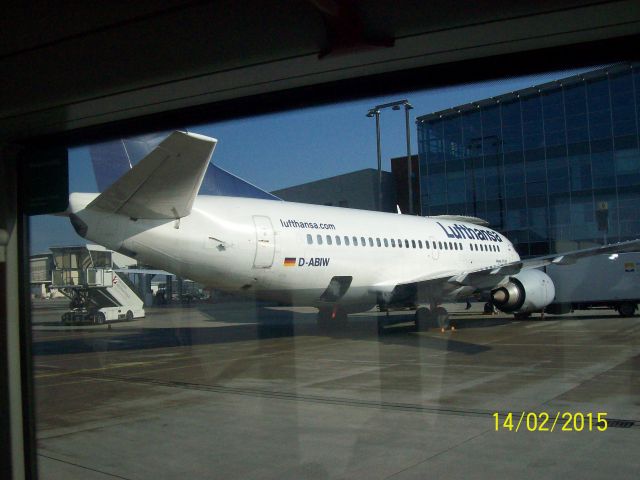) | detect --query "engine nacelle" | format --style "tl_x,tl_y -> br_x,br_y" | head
491,269 -> 555,314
